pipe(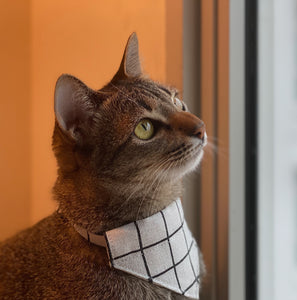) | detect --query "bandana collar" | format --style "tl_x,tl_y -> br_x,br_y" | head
74,199 -> 200,299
